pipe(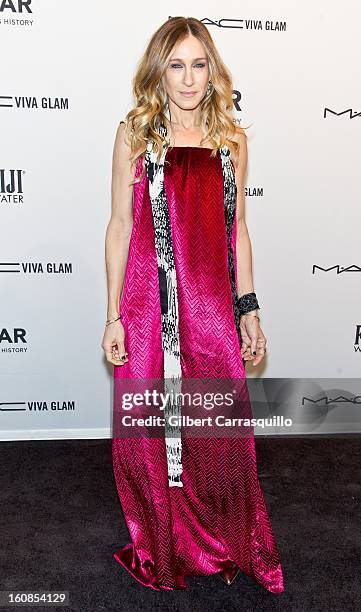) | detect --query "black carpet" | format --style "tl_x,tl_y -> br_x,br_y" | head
0,436 -> 360,612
